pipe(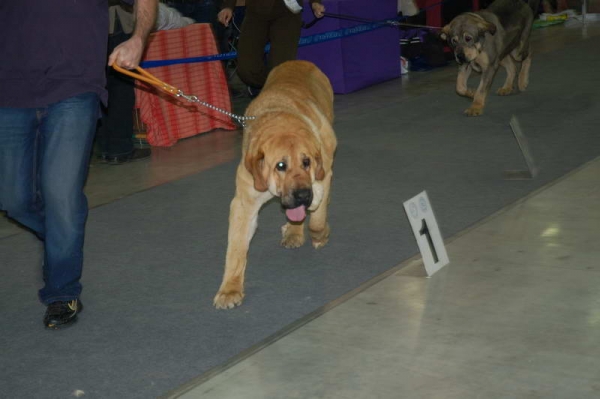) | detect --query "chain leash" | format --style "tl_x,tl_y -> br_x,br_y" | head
175,90 -> 255,127
112,64 -> 255,128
